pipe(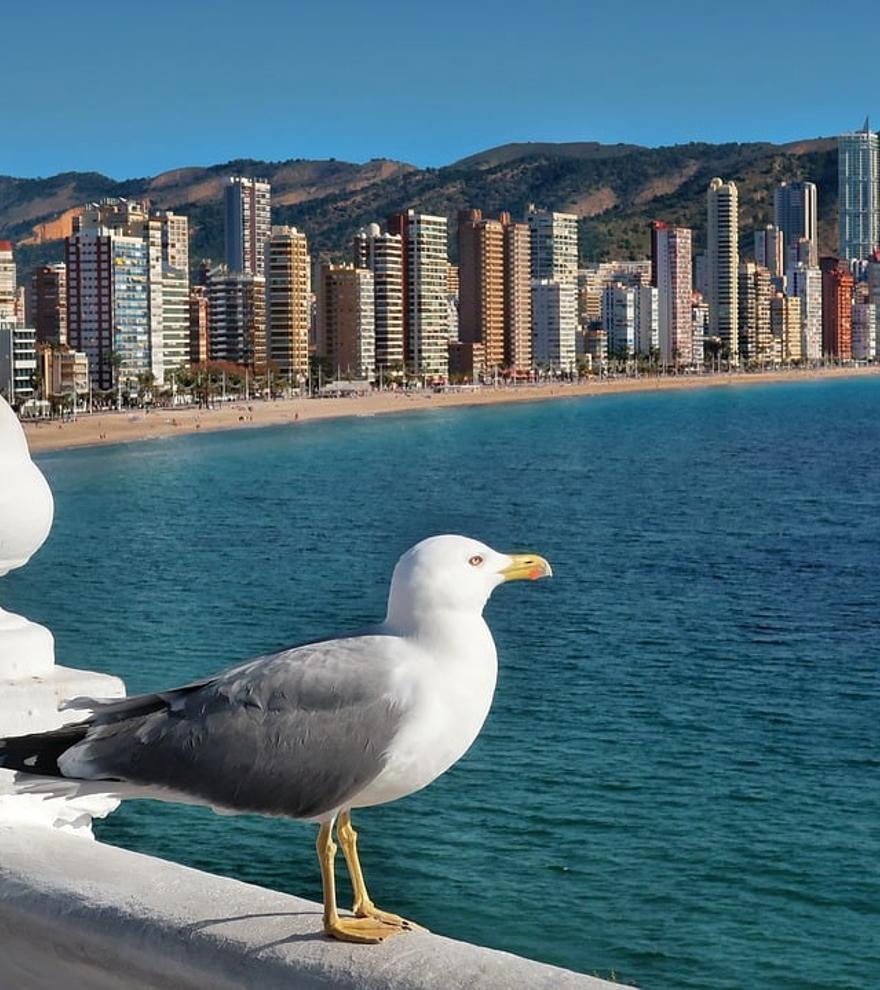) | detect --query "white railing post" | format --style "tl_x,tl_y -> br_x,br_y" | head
0,395 -> 125,834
